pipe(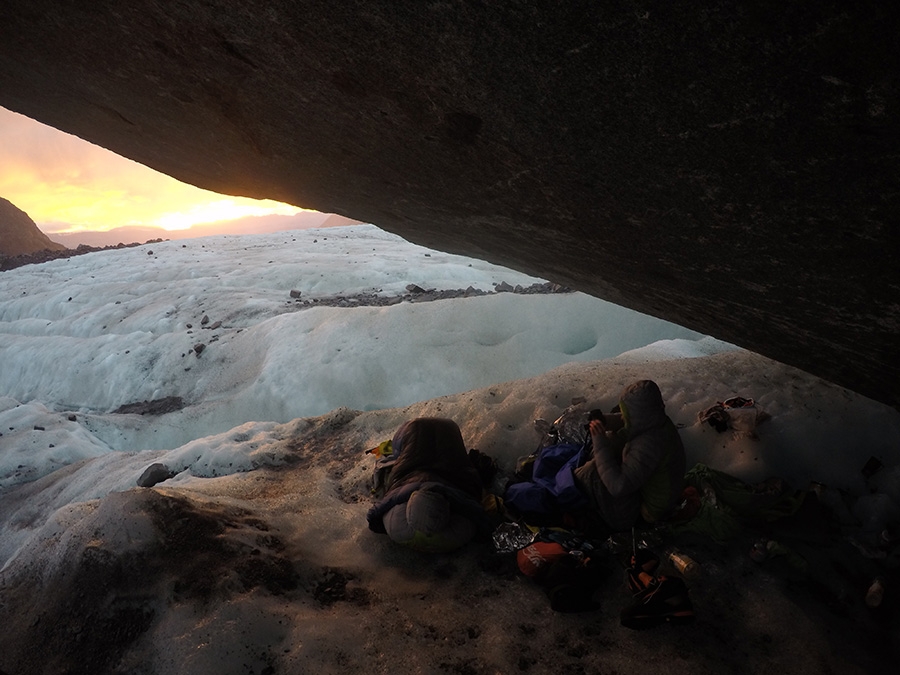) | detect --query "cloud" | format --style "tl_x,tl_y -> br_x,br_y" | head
0,106 -> 305,232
